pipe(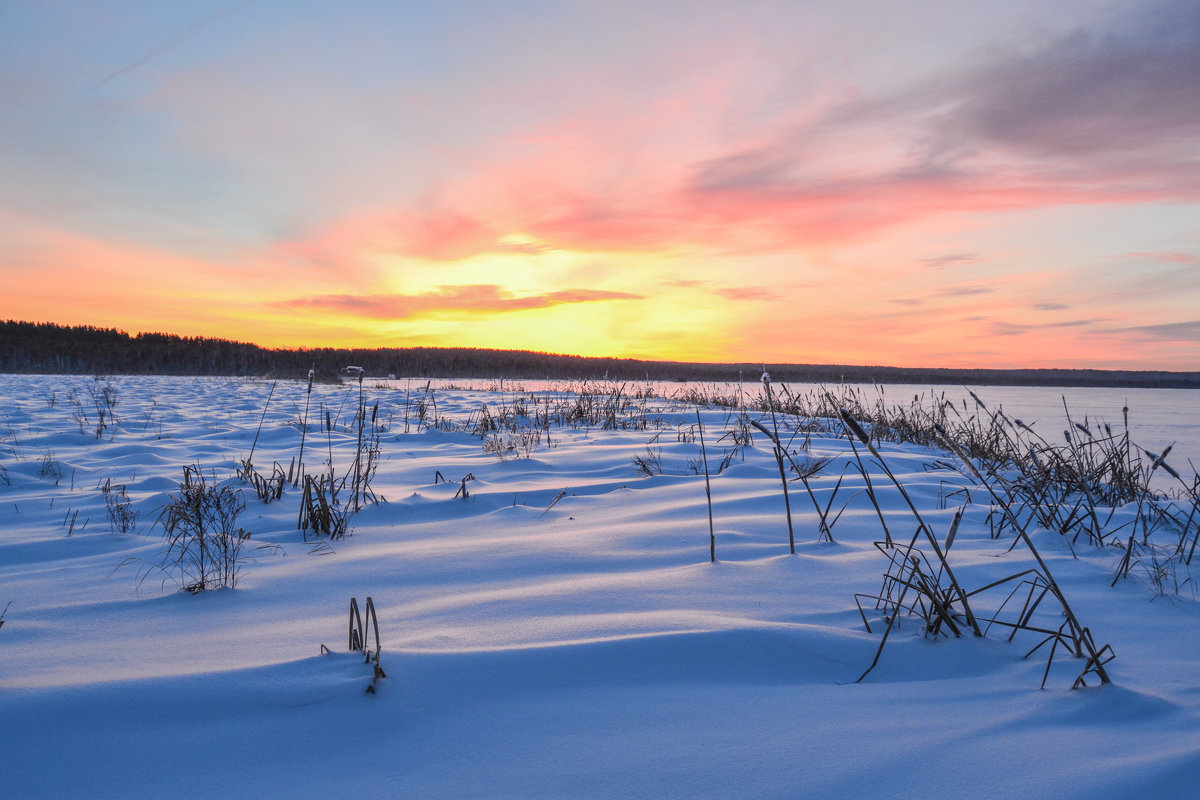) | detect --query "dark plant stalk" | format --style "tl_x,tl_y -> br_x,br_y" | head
837,404 -> 982,638
750,419 -> 836,543
353,370 -> 365,512
247,380 -> 277,467
933,424 -> 1110,684
762,372 -> 795,554
696,409 -> 716,563
295,368 -> 314,487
